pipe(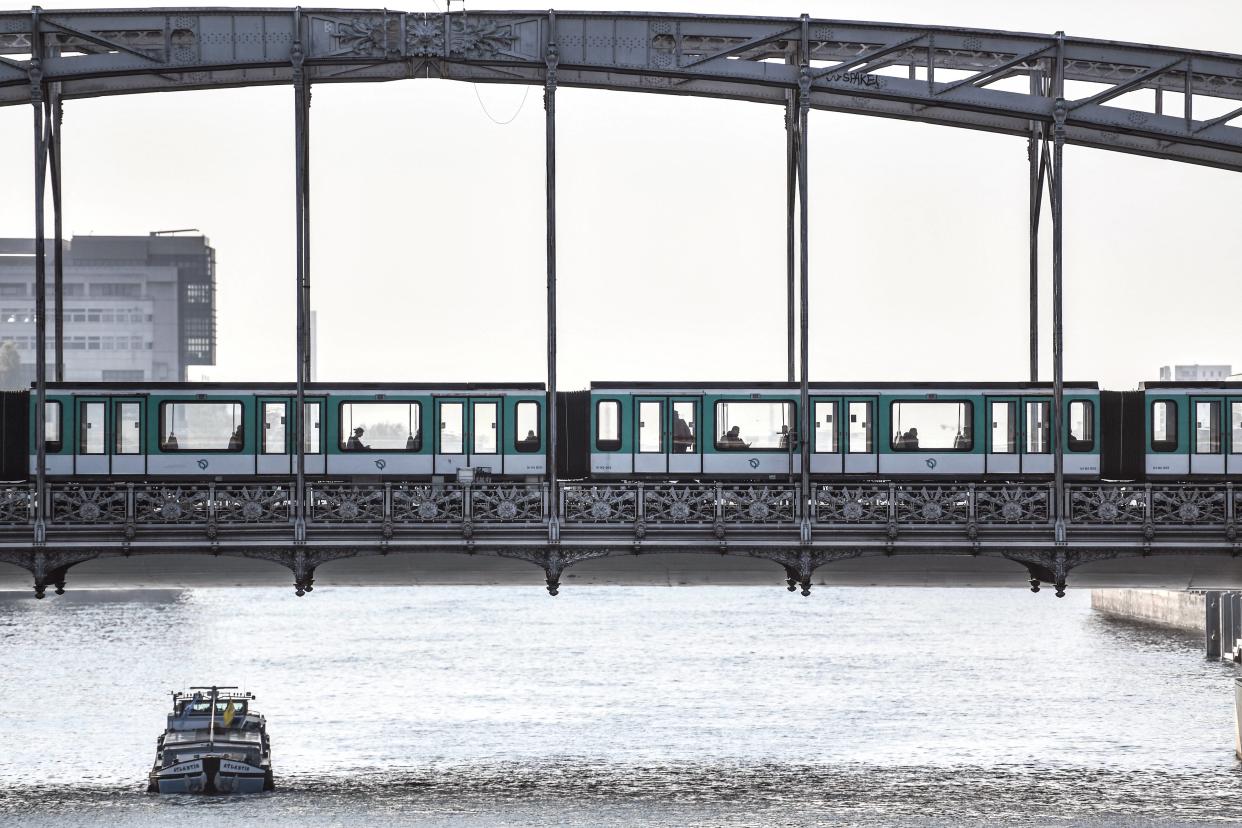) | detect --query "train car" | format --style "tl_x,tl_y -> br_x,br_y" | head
25,382 -> 548,480
1139,381 -> 1242,478
584,382 -> 1103,480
